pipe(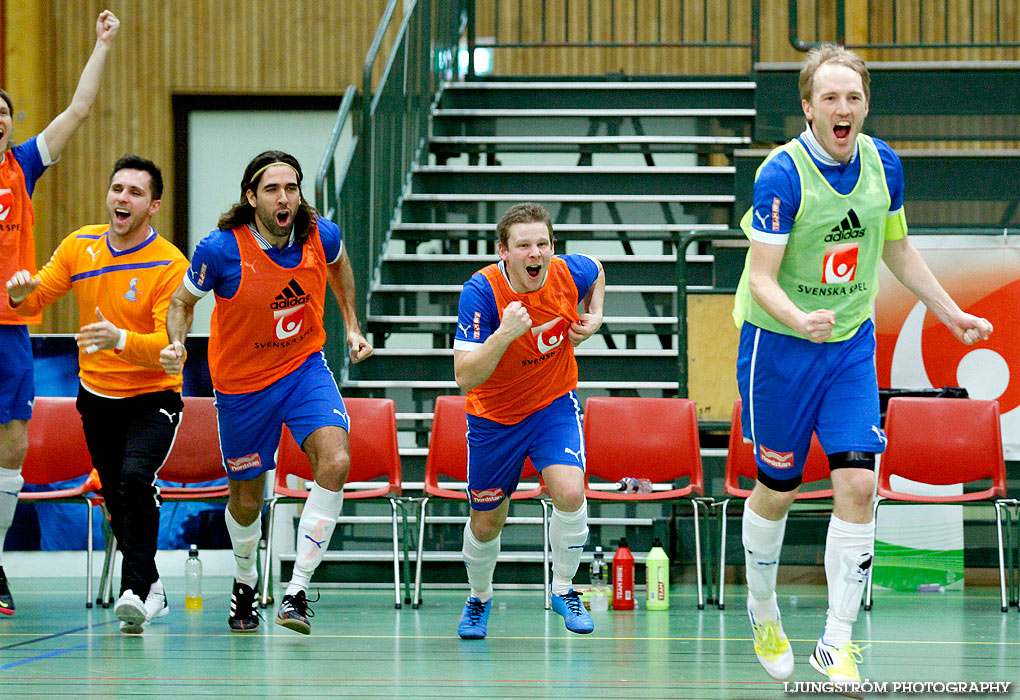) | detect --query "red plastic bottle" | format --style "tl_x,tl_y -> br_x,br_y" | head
612,537 -> 635,610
